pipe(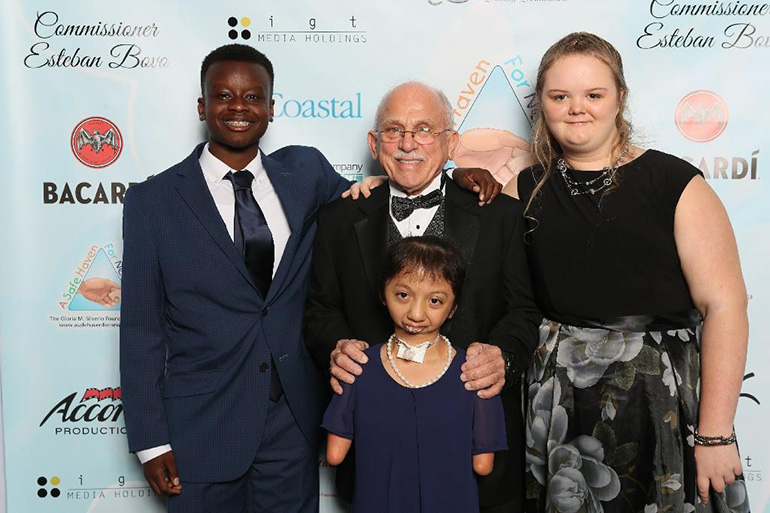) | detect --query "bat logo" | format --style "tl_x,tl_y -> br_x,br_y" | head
70,116 -> 123,168
76,128 -> 119,154
675,90 -> 728,143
